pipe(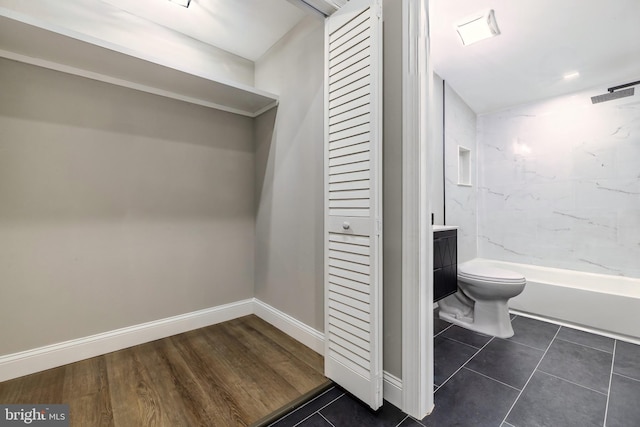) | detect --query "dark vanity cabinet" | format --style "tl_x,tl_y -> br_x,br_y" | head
434,229 -> 458,302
